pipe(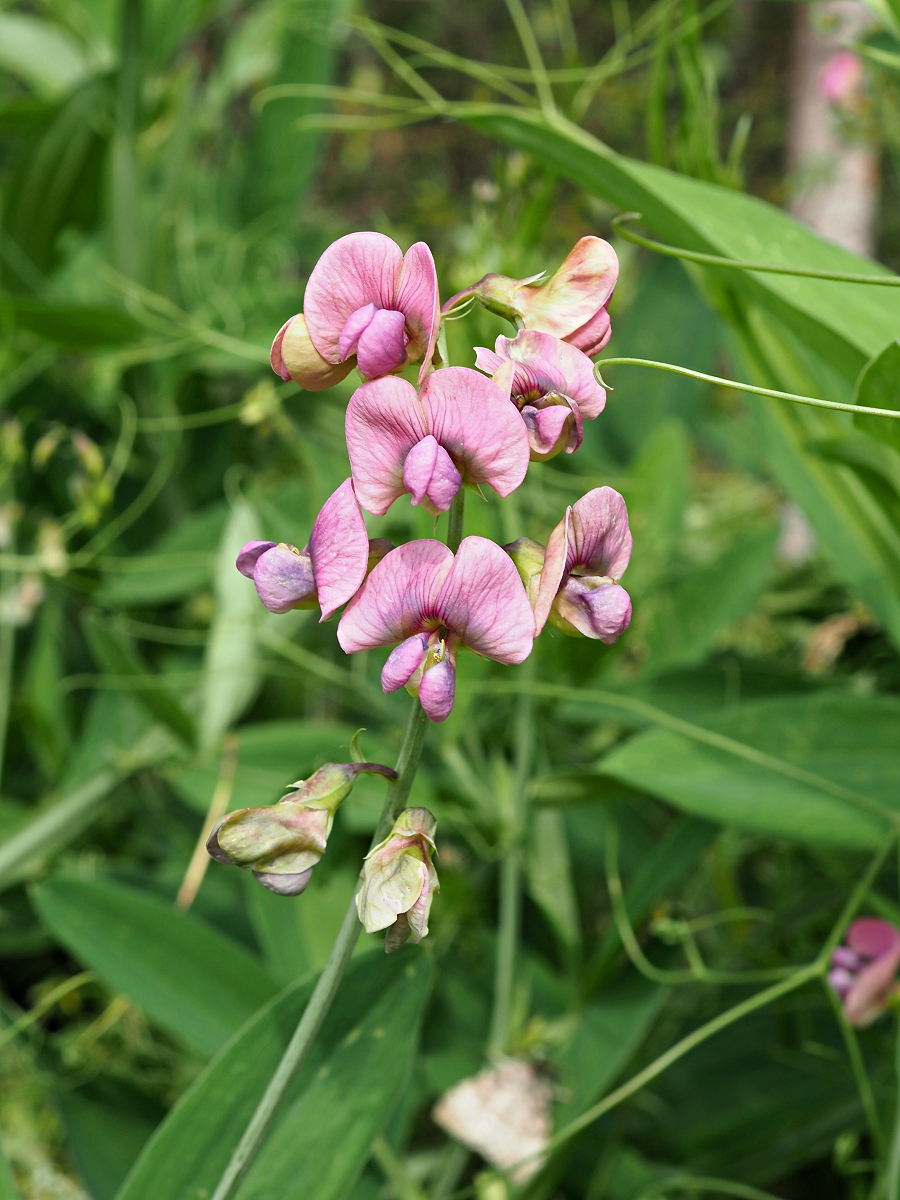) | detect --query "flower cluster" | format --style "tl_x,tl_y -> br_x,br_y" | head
243,230 -> 633,723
